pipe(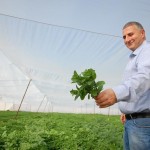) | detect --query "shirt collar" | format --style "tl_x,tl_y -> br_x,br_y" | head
130,40 -> 146,57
